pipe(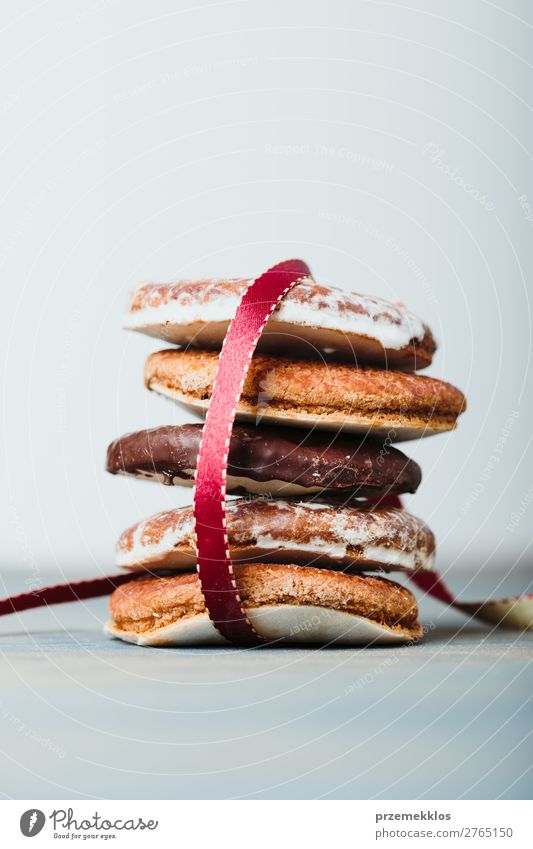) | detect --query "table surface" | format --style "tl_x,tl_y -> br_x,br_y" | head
0,569 -> 532,800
